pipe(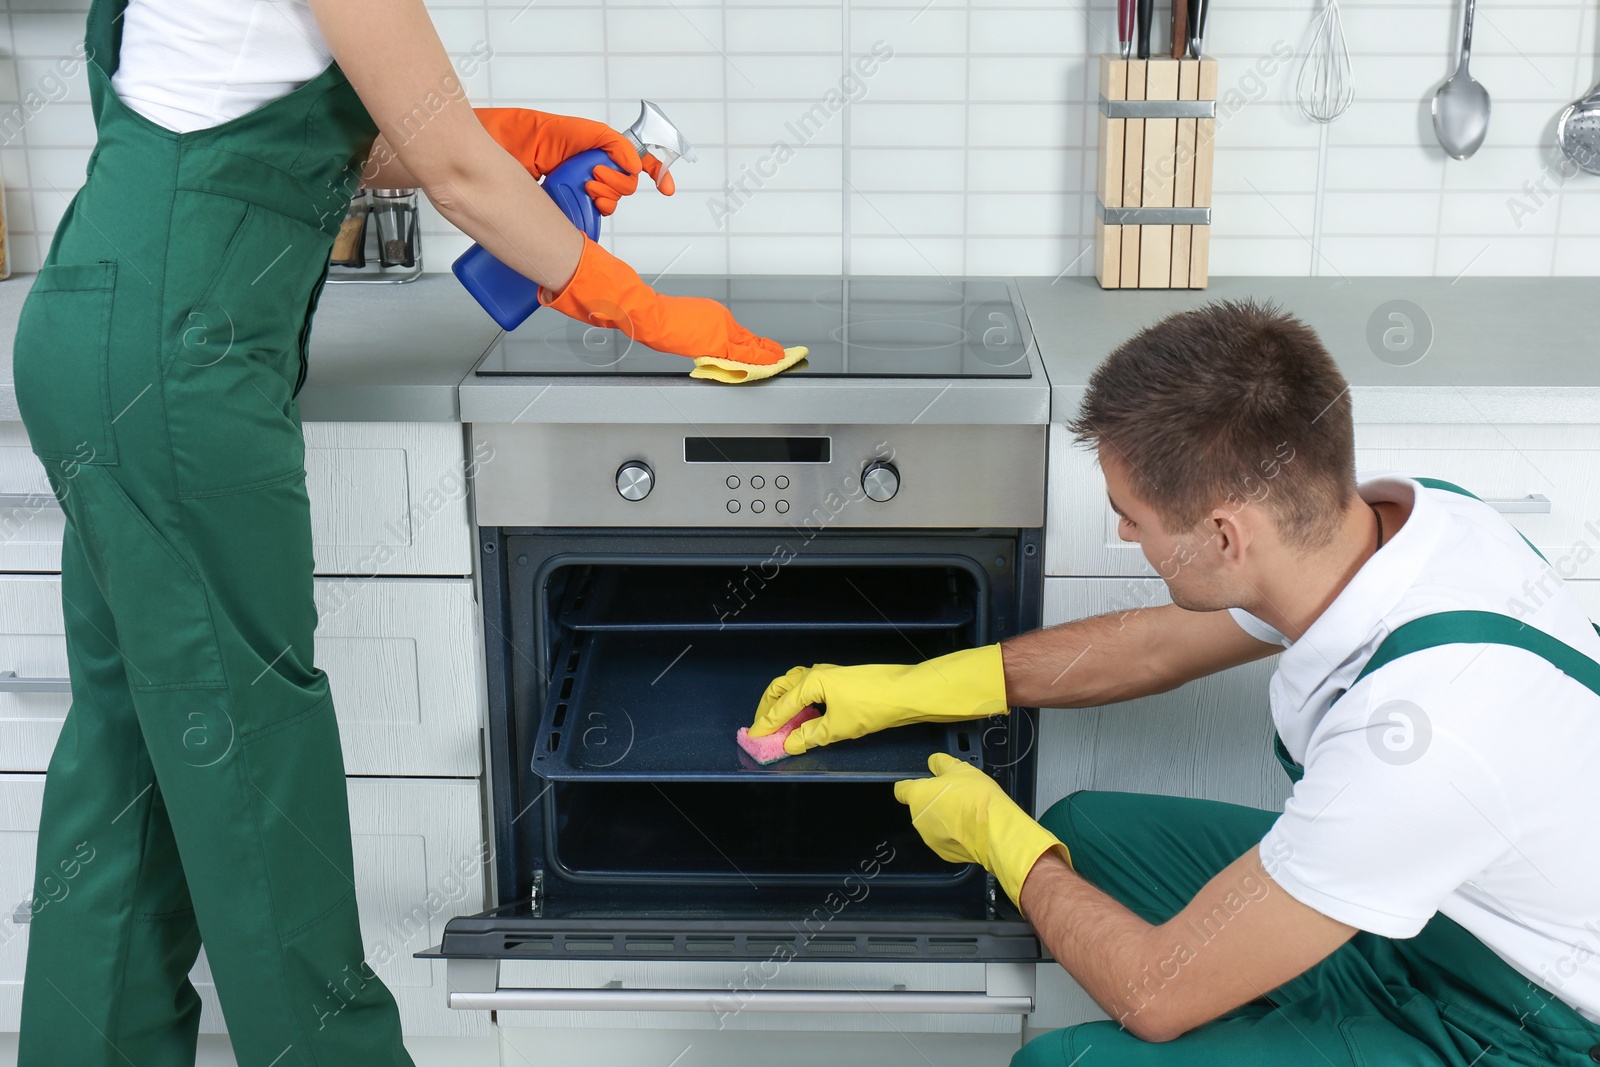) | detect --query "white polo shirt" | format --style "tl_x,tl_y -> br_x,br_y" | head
1231,473 -> 1600,1023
